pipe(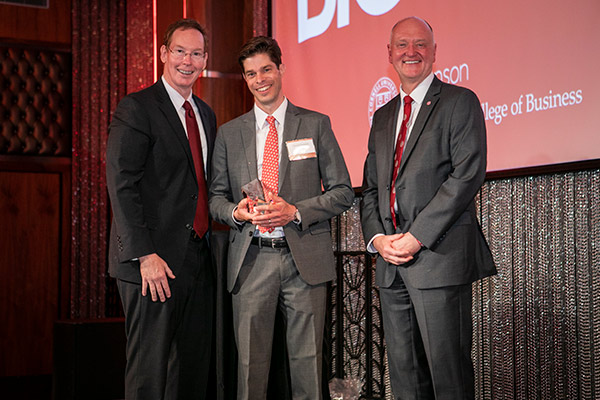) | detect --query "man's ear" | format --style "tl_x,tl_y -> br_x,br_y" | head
160,45 -> 168,64
201,52 -> 208,72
